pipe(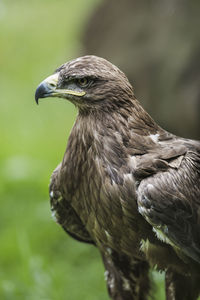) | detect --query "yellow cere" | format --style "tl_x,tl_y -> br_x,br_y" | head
55,90 -> 86,97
